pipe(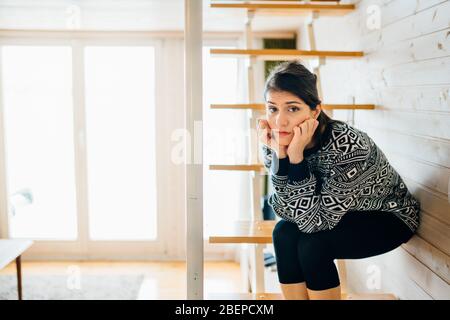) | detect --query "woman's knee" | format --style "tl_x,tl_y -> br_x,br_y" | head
296,233 -> 340,290
297,233 -> 332,264
272,219 -> 300,246
271,220 -> 305,284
